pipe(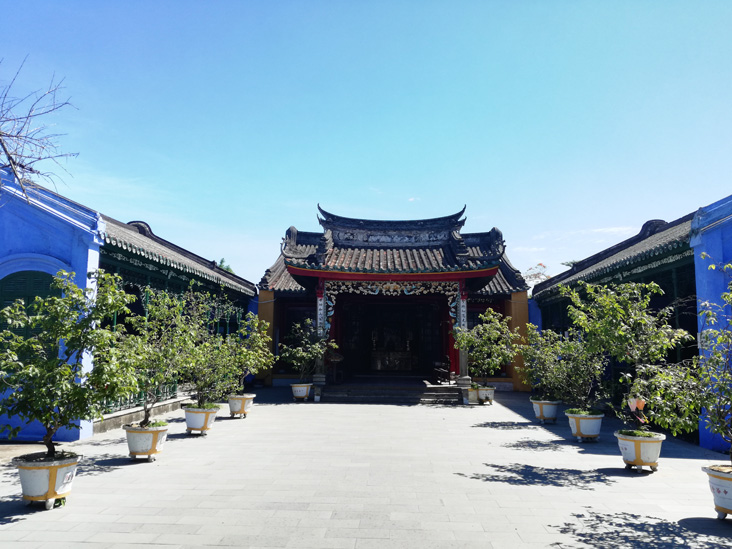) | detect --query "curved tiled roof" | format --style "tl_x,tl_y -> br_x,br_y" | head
317,205 -> 467,231
532,214 -> 694,301
260,208 -> 528,295
101,216 -> 256,296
